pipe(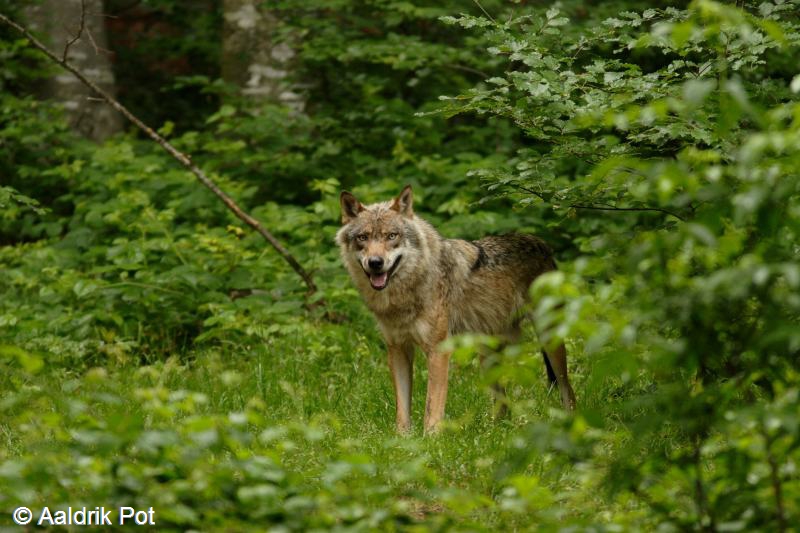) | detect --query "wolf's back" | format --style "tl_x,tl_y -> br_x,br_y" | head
471,233 -> 557,284
444,233 -> 556,335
